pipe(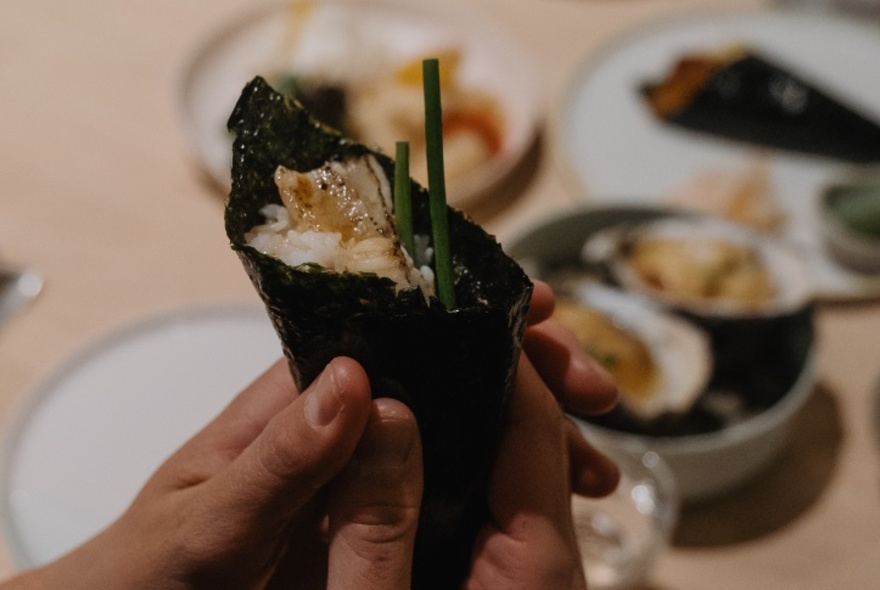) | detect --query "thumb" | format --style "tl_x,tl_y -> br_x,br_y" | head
326,398 -> 423,590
